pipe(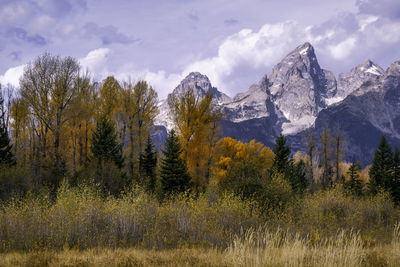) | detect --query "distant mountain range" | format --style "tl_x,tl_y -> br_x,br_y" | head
154,42 -> 400,165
